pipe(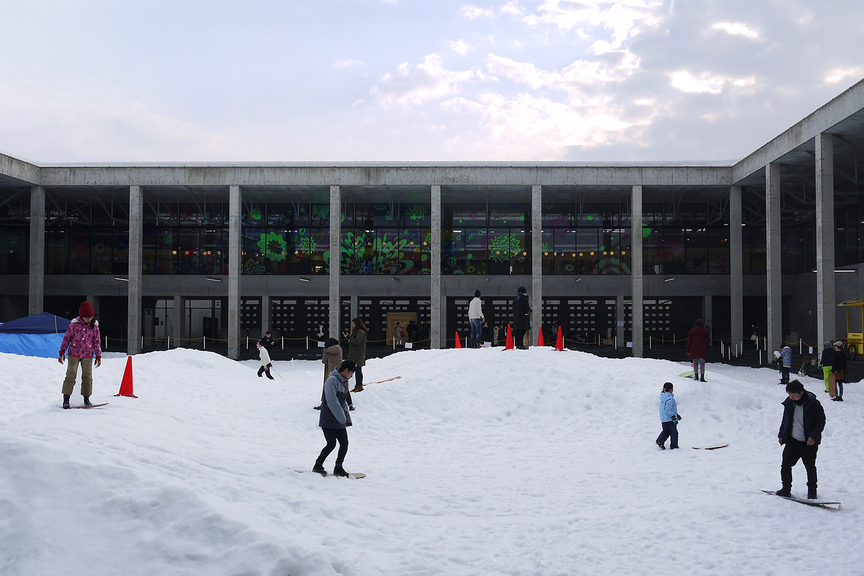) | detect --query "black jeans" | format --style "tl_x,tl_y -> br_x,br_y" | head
781,438 -> 818,491
257,364 -> 274,379
656,421 -> 679,448
317,427 -> 349,467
